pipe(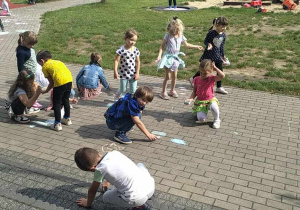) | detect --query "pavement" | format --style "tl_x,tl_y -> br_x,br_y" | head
0,1 -> 300,210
